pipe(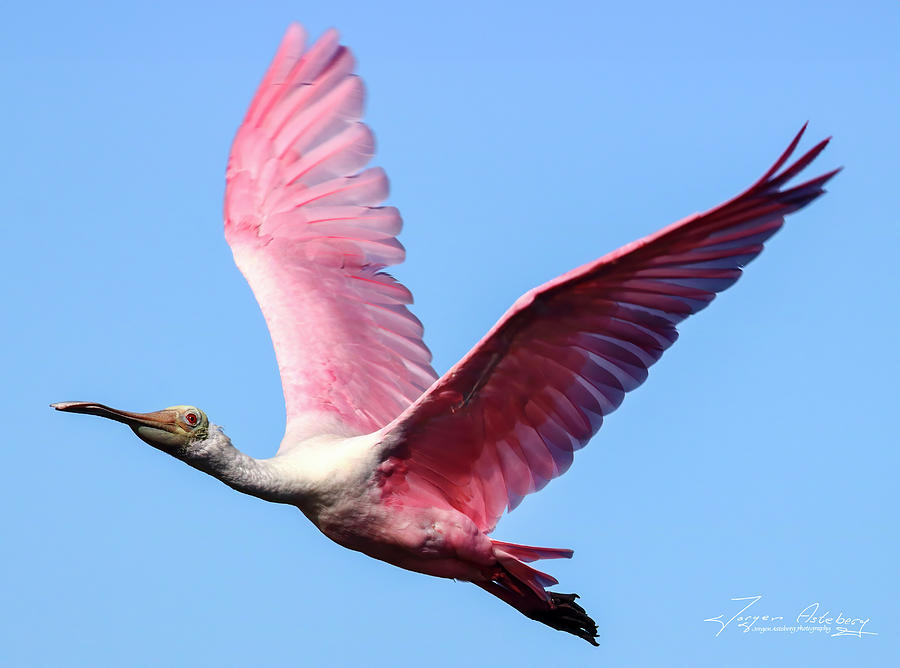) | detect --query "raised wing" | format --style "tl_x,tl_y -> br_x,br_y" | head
225,25 -> 437,438
378,126 -> 838,532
